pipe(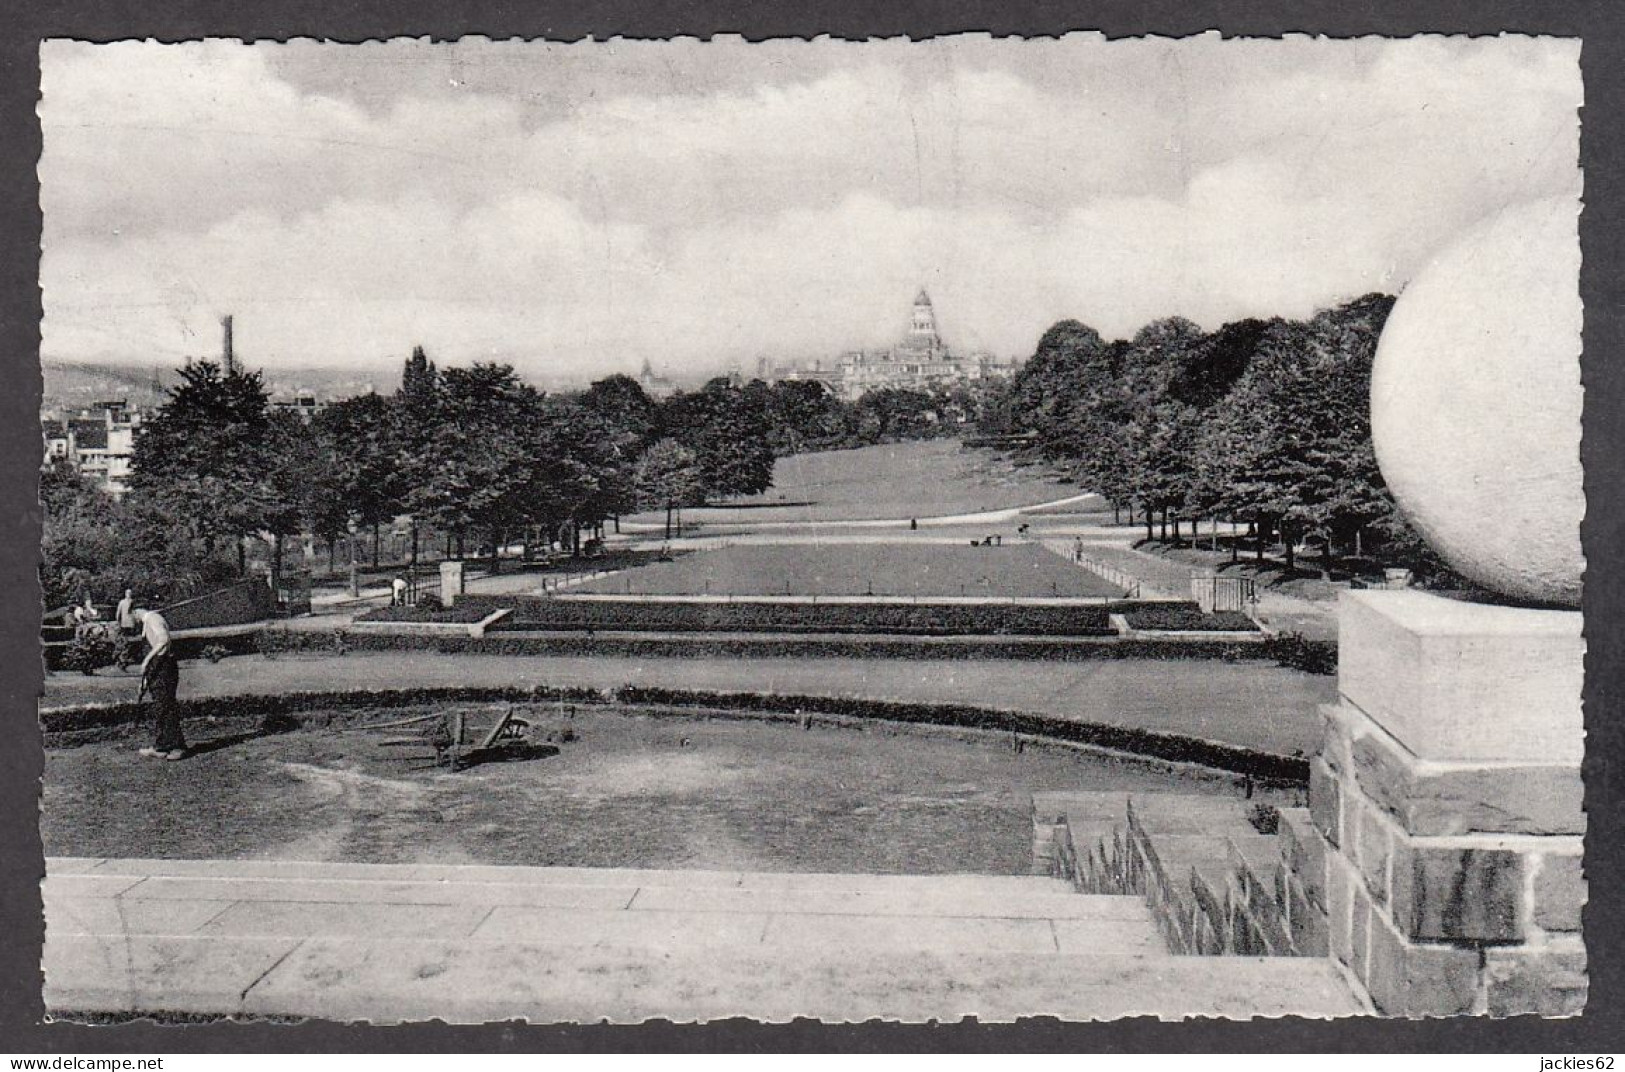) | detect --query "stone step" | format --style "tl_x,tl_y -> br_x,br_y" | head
49,874 -> 1125,921
43,934 -> 1367,1022
52,858 -> 1074,898
46,891 -> 1161,951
